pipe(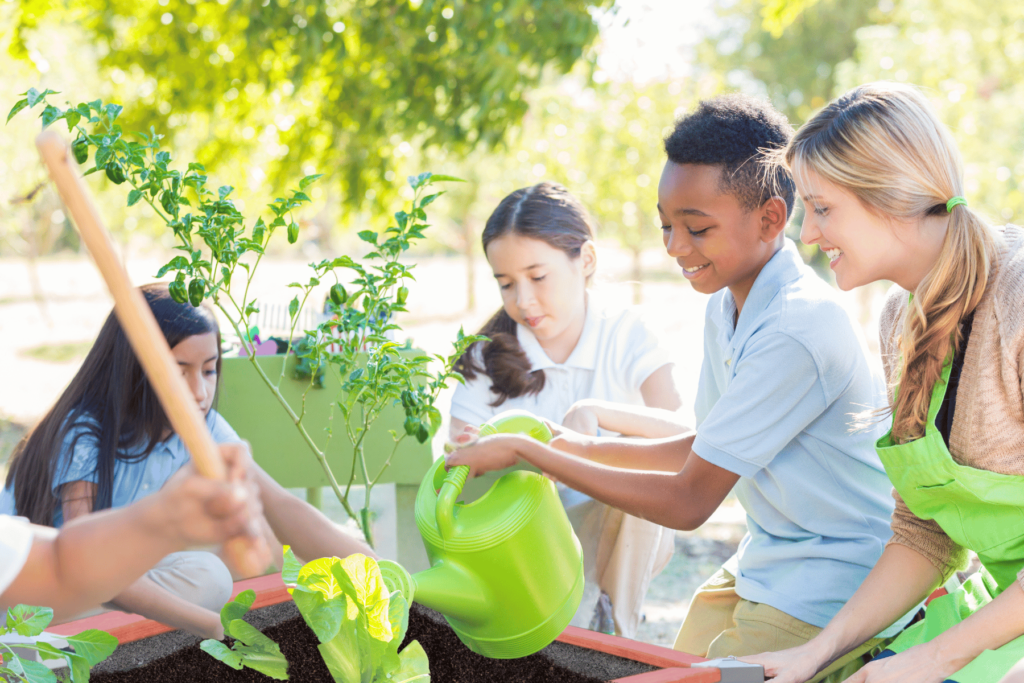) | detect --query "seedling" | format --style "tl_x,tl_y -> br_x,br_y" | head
11,90 -> 484,546
201,549 -> 429,682
0,604 -> 117,683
